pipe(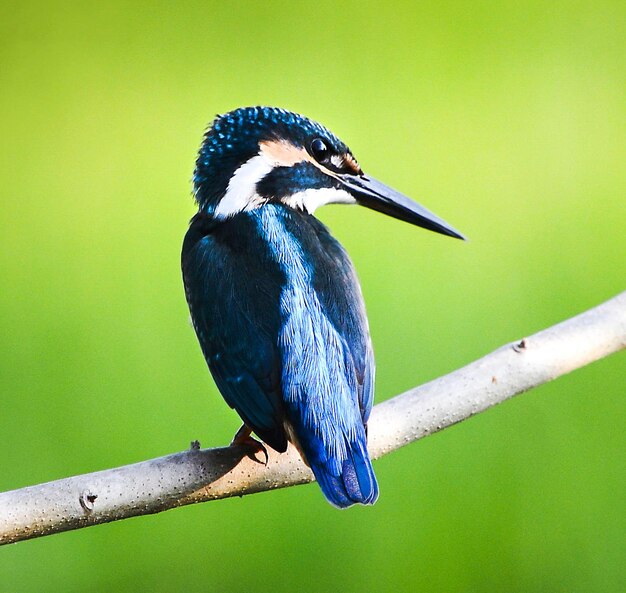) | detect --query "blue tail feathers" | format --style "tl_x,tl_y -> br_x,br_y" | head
310,437 -> 379,509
